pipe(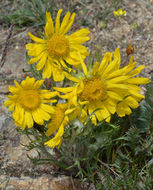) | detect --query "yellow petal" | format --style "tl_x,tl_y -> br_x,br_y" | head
68,36 -> 90,44
36,53 -> 48,71
40,104 -> 55,114
69,51 -> 80,60
21,77 -> 35,88
79,100 -> 89,105
128,90 -> 145,99
62,12 -> 76,35
53,86 -> 74,93
73,28 -> 90,37
113,48 -> 121,69
28,32 -> 45,43
65,108 -> 76,115
45,123 -> 65,148
26,43 -> 46,57
24,111 -> 33,128
38,108 -> 51,121
107,91 -> 123,101
45,12 -> 54,37
28,53 -> 44,64
124,96 -> 139,109
116,102 -> 132,117
106,69 -> 124,79
13,105 -> 25,127
108,76 -> 129,83
70,44 -> 88,54
40,90 -> 58,99
59,59 -> 72,72
8,104 -> 15,111
126,84 -> 141,92
122,61 -> 137,75
42,60 -> 52,78
127,78 -> 151,84
8,86 -> 18,94
45,135 -> 62,148
103,100 -> 116,114
128,65 -> 145,77
64,72 -> 80,82
78,52 -> 88,77
64,56 -> 80,66
17,106 -> 25,125
33,80 -> 44,89
59,11 -> 71,34
98,52 -> 112,74
91,115 -> 97,125
46,119 -> 60,136
14,80 -> 21,88
102,49 -> 120,77
107,83 -> 128,90
42,99 -> 57,103
55,9 -> 62,33
32,109 -> 44,125
52,67 -> 65,81
95,105 -> 110,122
